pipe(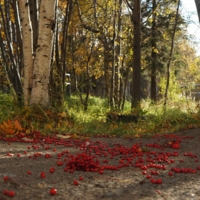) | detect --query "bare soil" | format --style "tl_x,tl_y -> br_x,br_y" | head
1,128 -> 200,200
